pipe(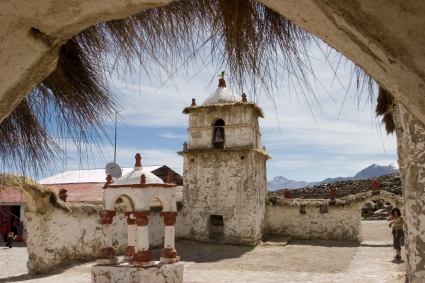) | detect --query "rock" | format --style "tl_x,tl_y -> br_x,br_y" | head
373,209 -> 391,217
361,201 -> 376,213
